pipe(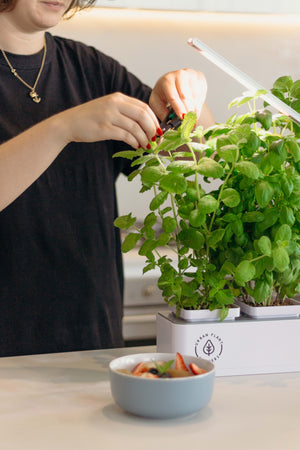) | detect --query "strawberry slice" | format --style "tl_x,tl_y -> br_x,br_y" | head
132,362 -> 148,376
189,363 -> 207,375
175,352 -> 189,371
